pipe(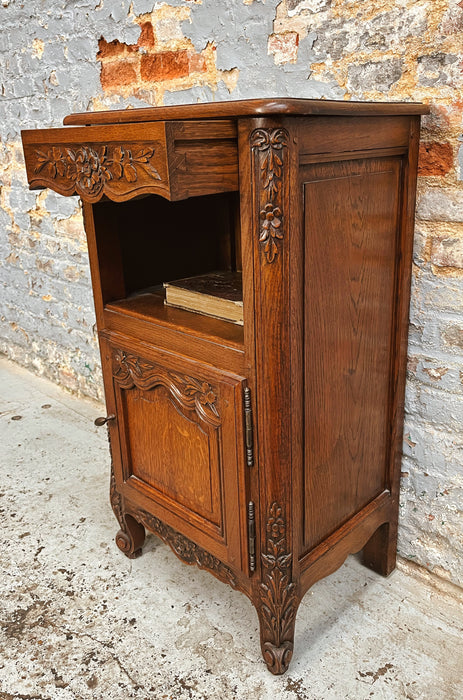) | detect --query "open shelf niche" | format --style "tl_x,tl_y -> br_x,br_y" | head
93,190 -> 243,346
